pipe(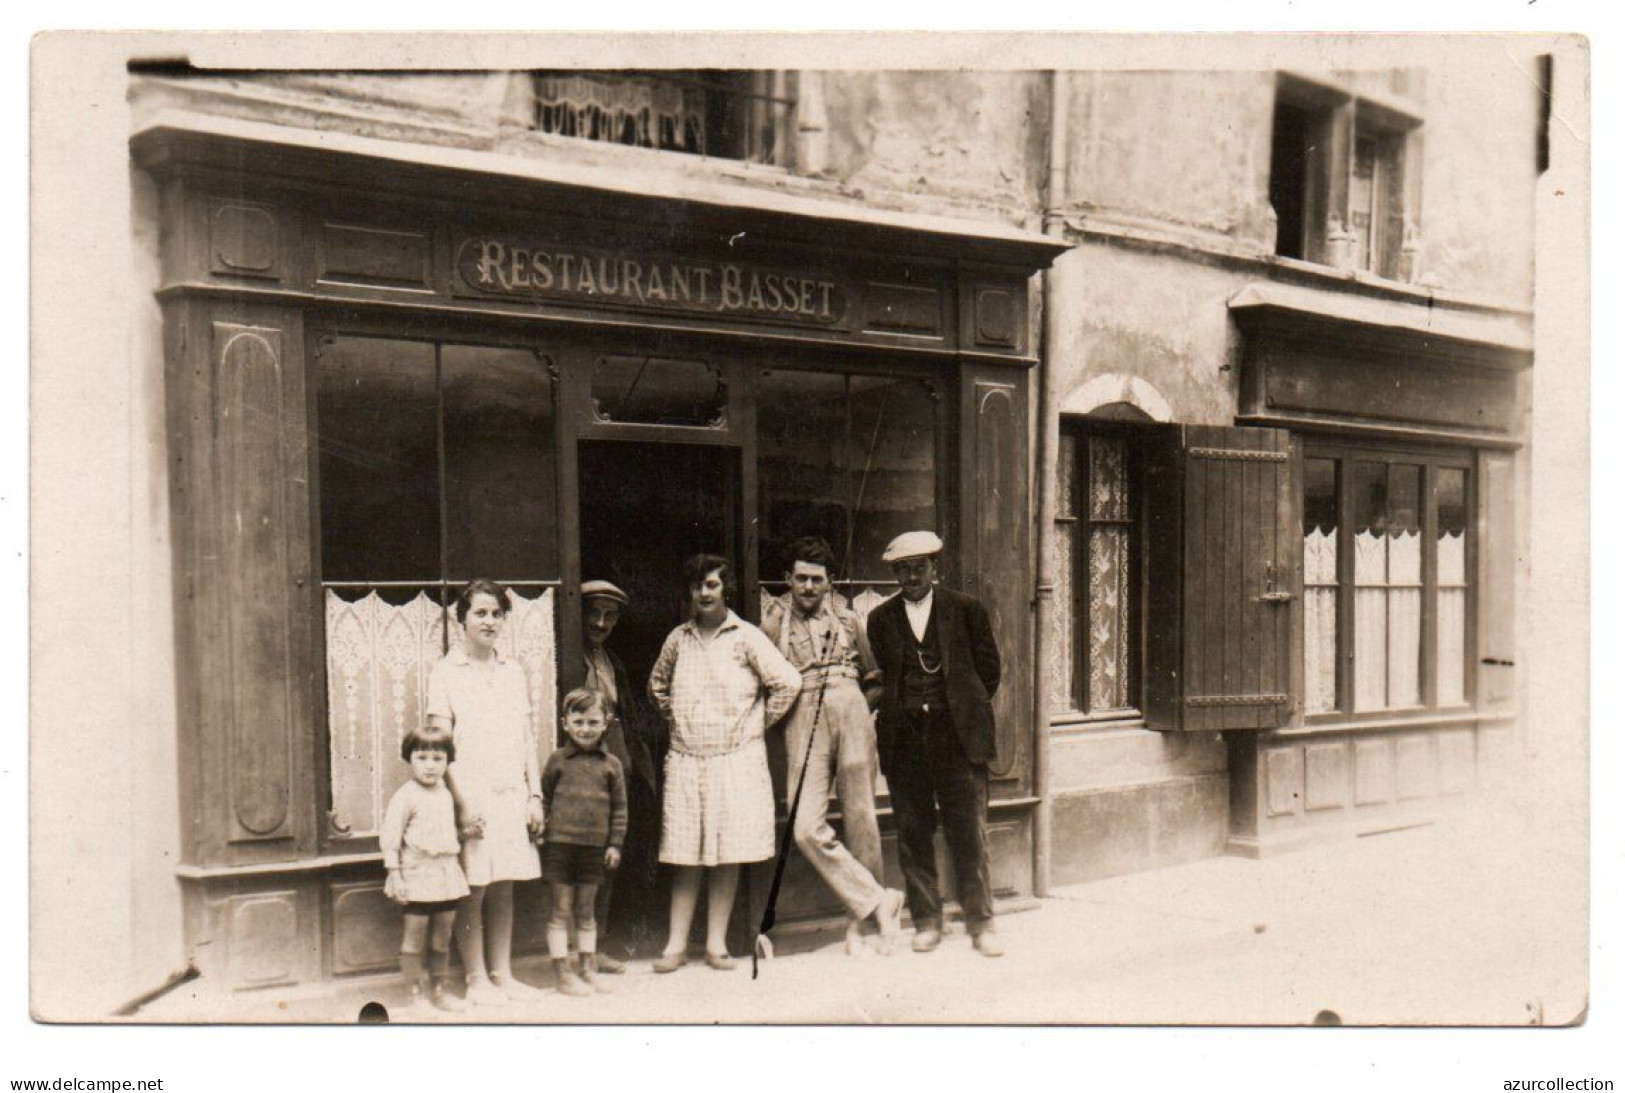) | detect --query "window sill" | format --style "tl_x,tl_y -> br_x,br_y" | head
1278,708 -> 1485,738
1050,710 -> 1148,736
